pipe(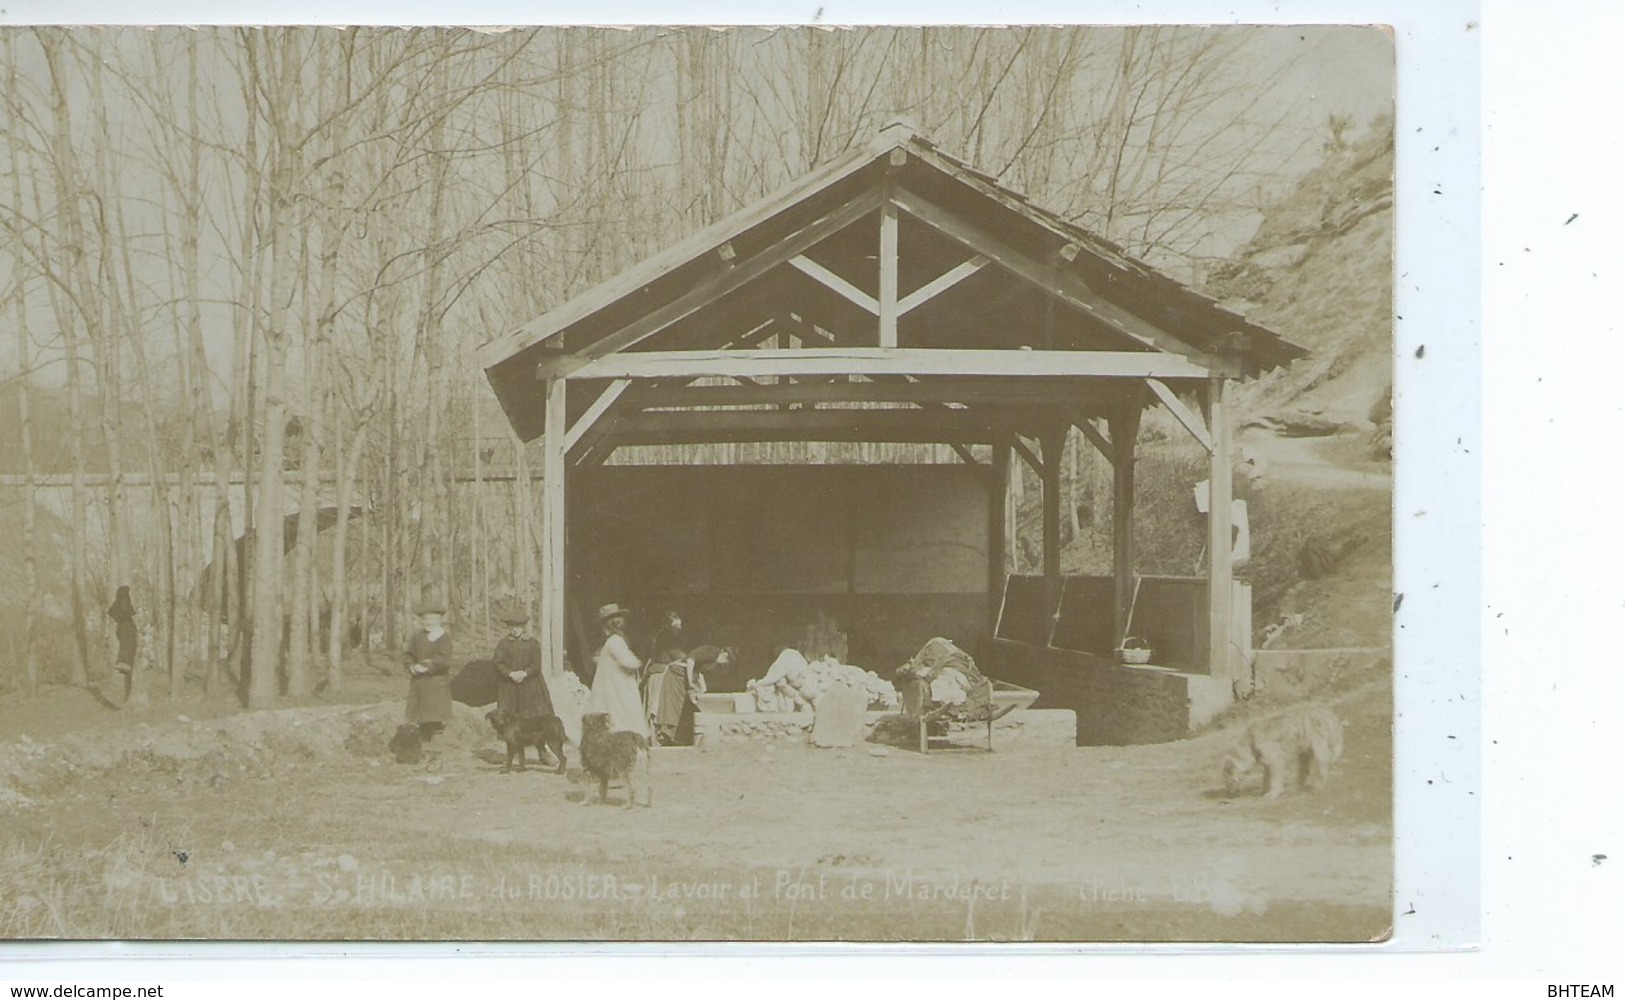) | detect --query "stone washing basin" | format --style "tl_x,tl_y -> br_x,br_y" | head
695,681 -> 1039,716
